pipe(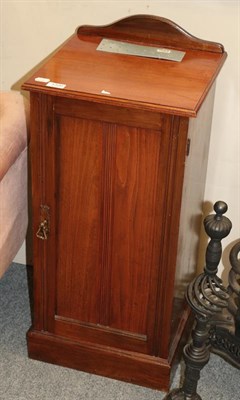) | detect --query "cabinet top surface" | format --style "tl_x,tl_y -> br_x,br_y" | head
22,15 -> 227,117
